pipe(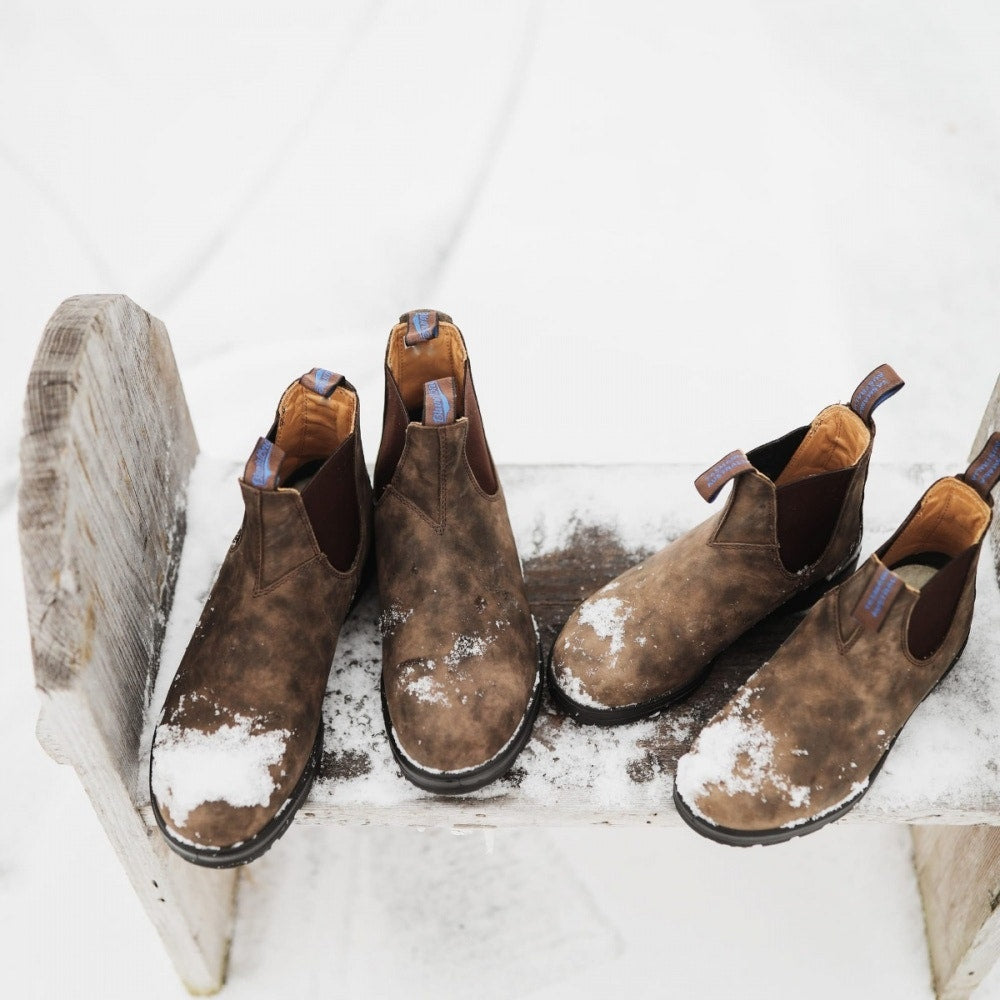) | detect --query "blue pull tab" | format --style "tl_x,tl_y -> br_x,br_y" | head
404,310 -> 440,346
243,437 -> 284,490
422,377 -> 457,425
299,368 -> 343,397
